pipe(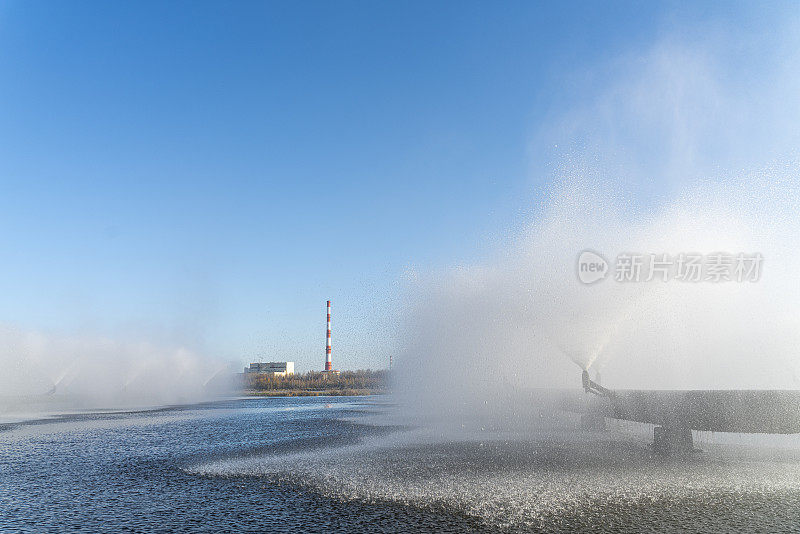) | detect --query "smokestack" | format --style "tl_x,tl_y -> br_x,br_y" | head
325,300 -> 332,371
